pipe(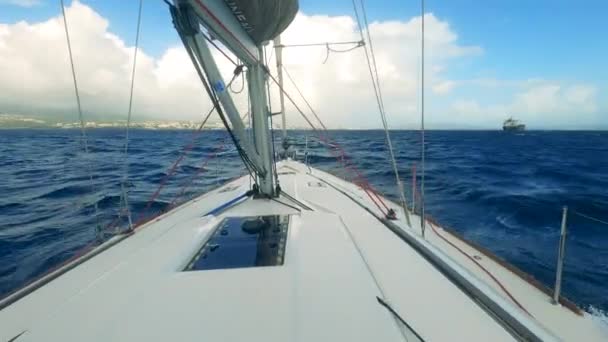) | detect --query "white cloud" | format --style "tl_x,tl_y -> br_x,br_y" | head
0,0 -> 41,7
274,13 -> 481,128
0,3 -> 483,128
0,2 -> 603,129
452,99 -> 483,115
564,84 -> 597,111
513,84 -> 563,114
9,3 -> 602,129
512,83 -> 598,115
432,80 -> 456,94
0,1 -> 224,122
449,82 -> 600,128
